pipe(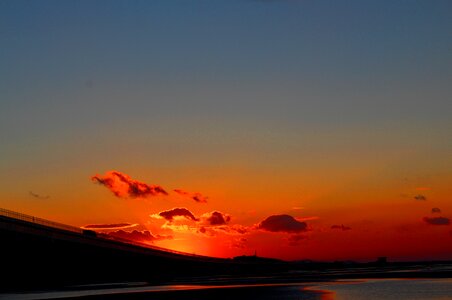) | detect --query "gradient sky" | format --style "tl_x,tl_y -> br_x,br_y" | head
1,0 -> 451,261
